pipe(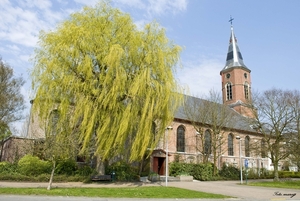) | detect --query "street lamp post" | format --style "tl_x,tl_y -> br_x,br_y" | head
236,136 -> 243,184
165,126 -> 173,187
